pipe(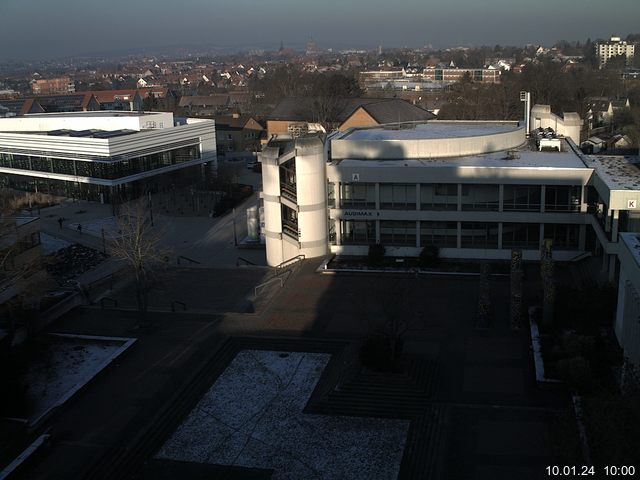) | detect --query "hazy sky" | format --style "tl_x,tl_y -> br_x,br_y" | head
1,0 -> 639,60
